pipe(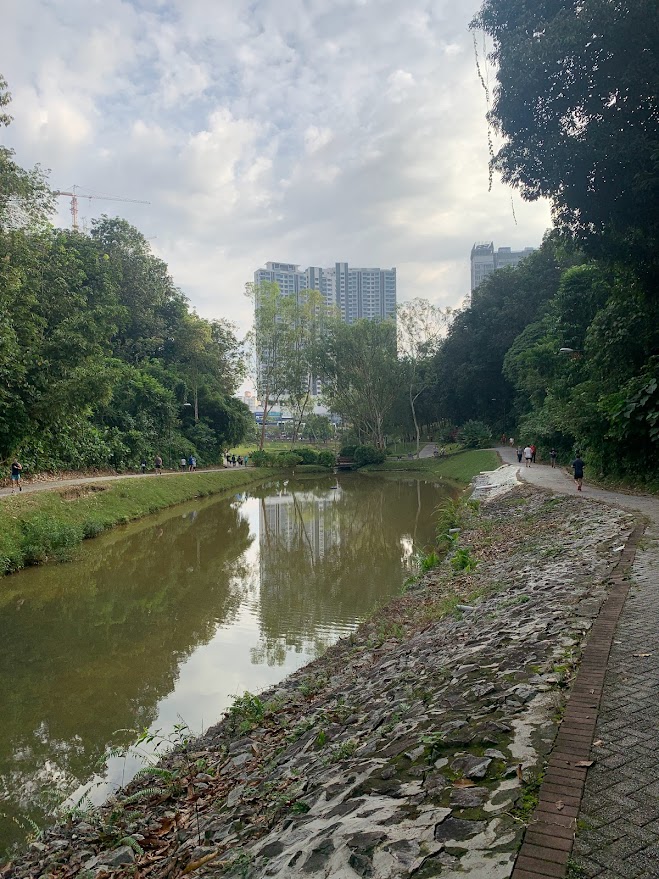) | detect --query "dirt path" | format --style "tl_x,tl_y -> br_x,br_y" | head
0,466 -> 236,500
